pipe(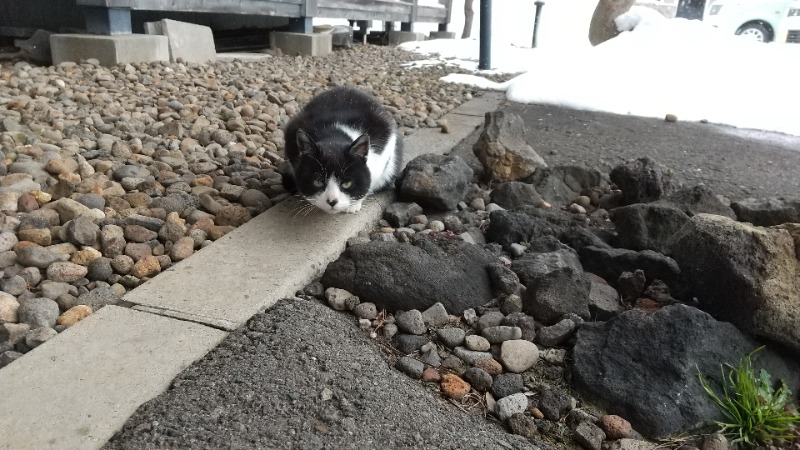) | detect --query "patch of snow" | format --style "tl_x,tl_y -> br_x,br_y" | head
400,4 -> 800,137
